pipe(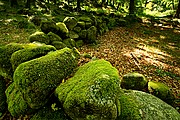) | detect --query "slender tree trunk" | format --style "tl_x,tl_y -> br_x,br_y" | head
129,0 -> 135,15
77,0 -> 81,11
175,0 -> 180,18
